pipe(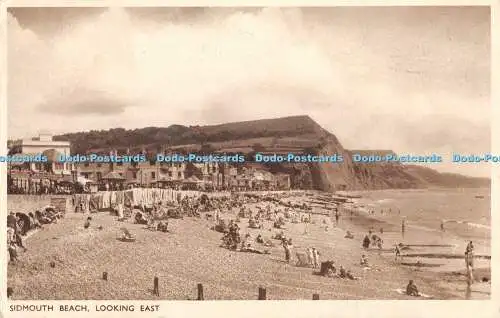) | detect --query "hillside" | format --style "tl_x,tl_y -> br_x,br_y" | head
49,115 -> 489,191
